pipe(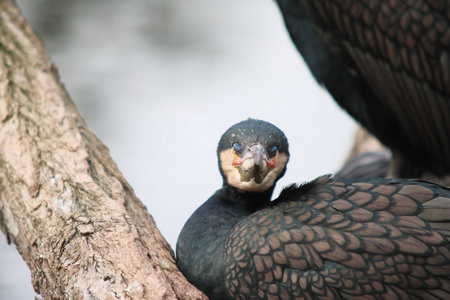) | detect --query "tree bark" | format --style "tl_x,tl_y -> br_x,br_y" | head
344,128 -> 450,186
0,1 -> 206,299
343,127 -> 388,162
